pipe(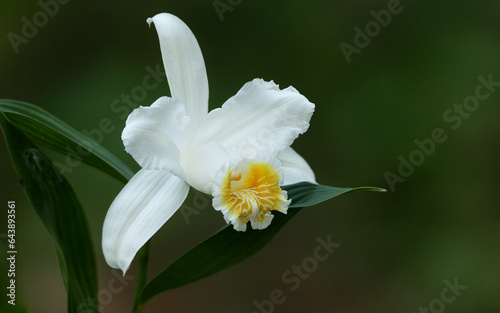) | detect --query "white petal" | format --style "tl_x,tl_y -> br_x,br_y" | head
189,79 -> 314,159
147,13 -> 209,123
102,169 -> 189,273
122,96 -> 189,179
277,147 -> 317,185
